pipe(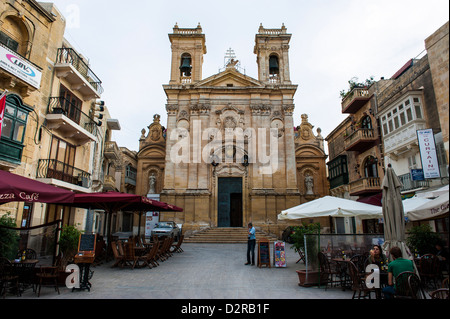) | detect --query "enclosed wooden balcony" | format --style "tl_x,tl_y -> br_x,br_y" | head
344,128 -> 377,152
342,88 -> 372,114
349,177 -> 381,196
